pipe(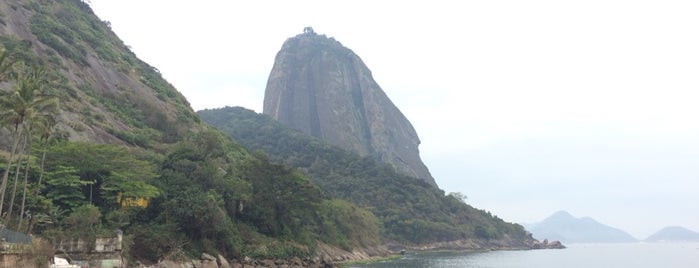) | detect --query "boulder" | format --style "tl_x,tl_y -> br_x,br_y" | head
548,240 -> 565,249
201,253 -> 217,261
218,254 -> 231,268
